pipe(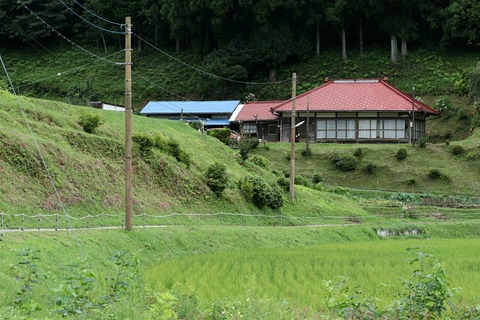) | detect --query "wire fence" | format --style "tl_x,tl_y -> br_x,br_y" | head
2,210 -> 480,241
